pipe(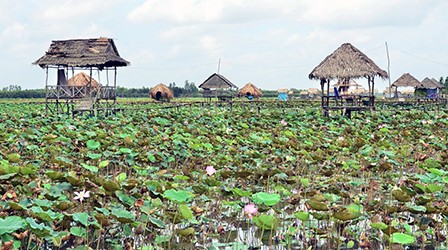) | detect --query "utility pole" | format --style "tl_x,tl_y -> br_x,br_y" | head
385,42 -> 392,98
217,58 -> 221,74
